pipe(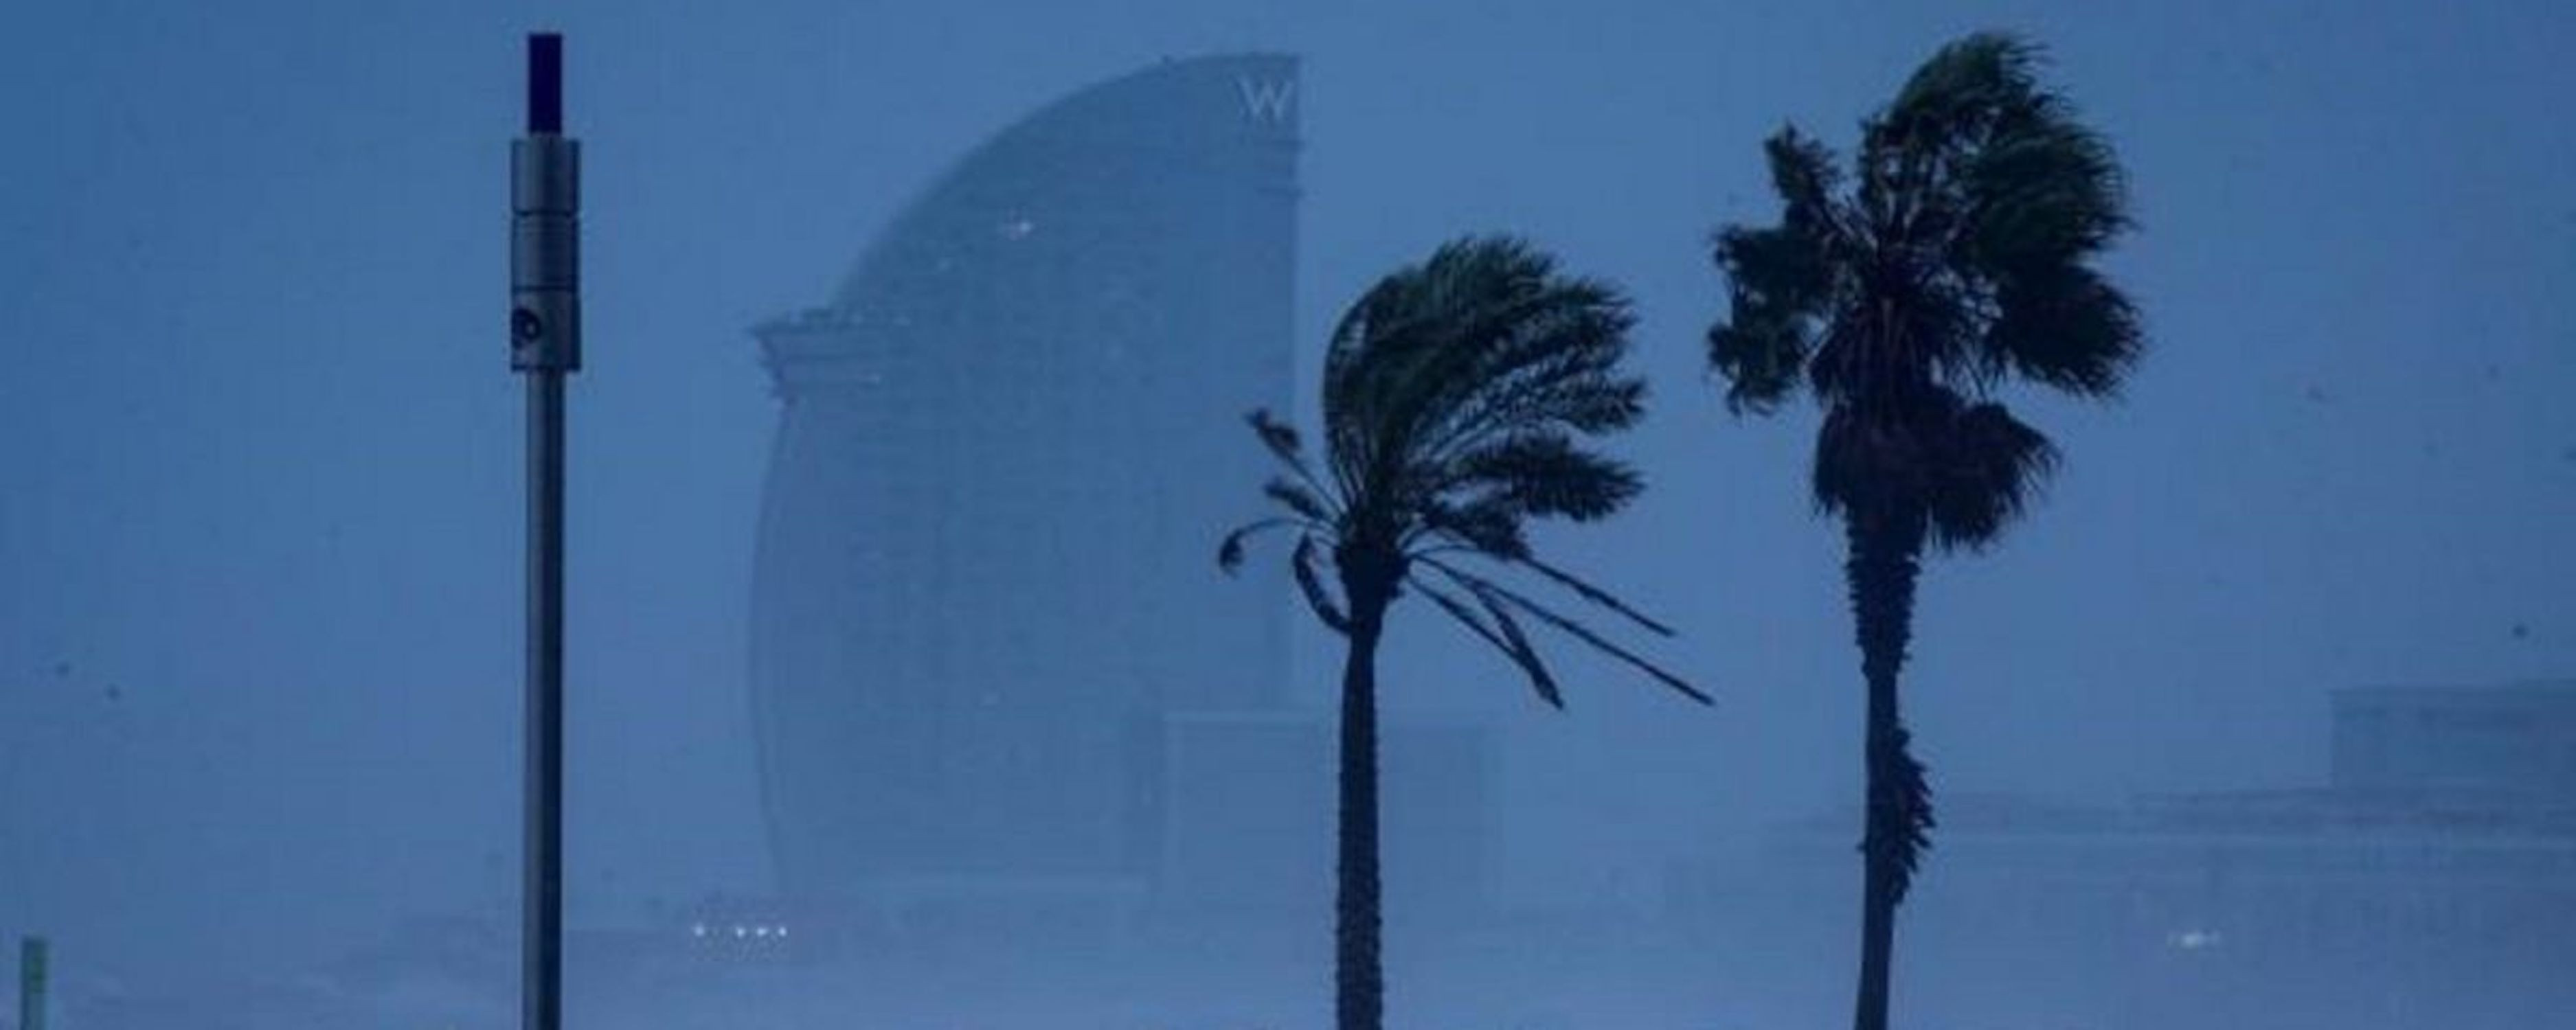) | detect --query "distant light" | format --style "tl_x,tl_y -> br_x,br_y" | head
732,926 -> 747,938
2167,929 -> 2224,950
999,218 -> 1037,240
754,926 -> 771,937
776,926 -> 789,938
690,924 -> 706,937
